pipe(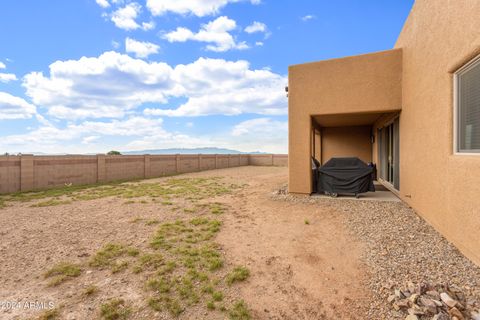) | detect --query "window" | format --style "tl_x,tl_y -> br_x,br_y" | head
455,54 -> 480,153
